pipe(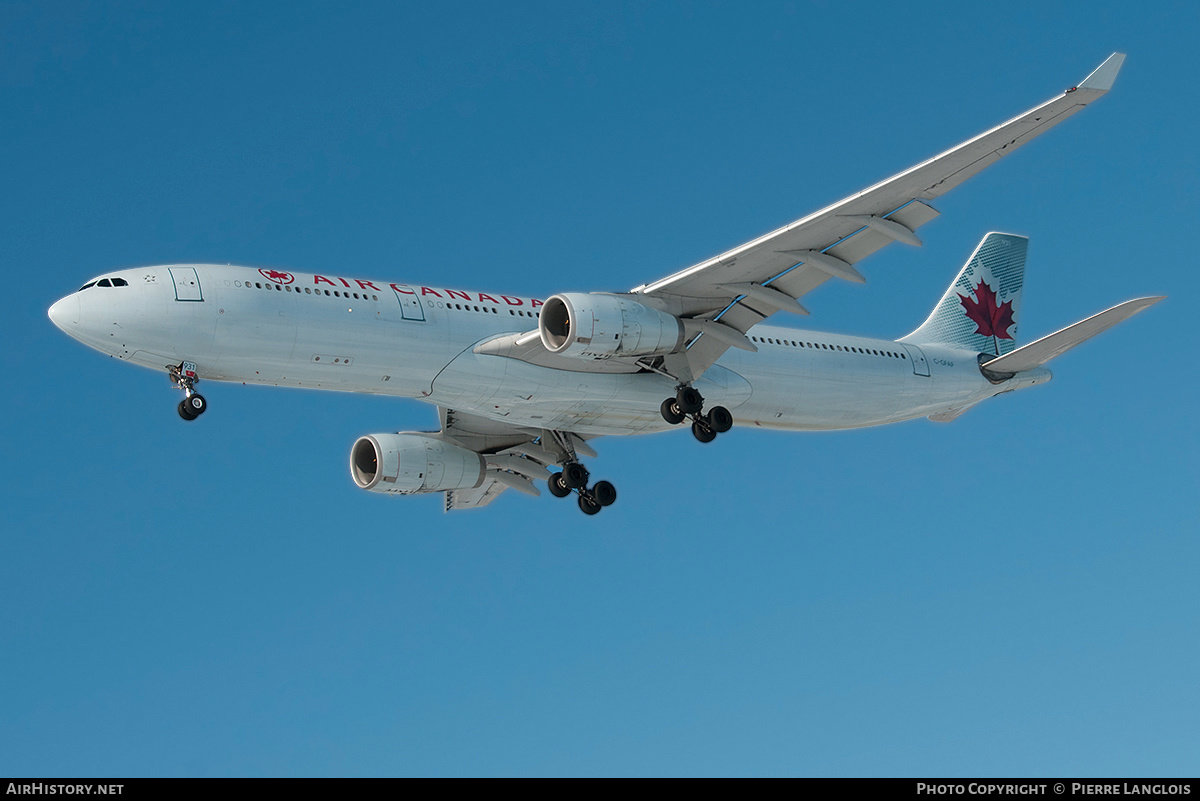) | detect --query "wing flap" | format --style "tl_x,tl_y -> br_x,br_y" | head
446,478 -> 508,510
